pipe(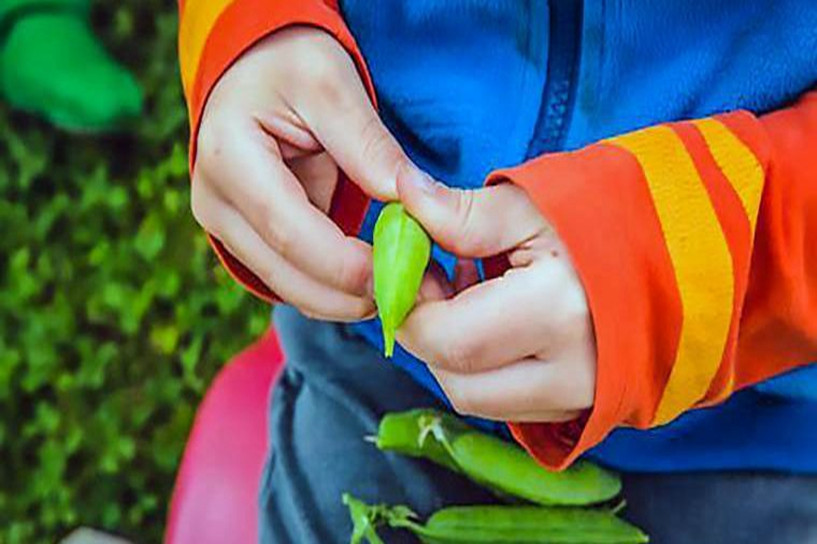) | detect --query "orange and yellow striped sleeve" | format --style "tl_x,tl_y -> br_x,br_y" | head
178,0 -> 374,301
486,92 -> 817,470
